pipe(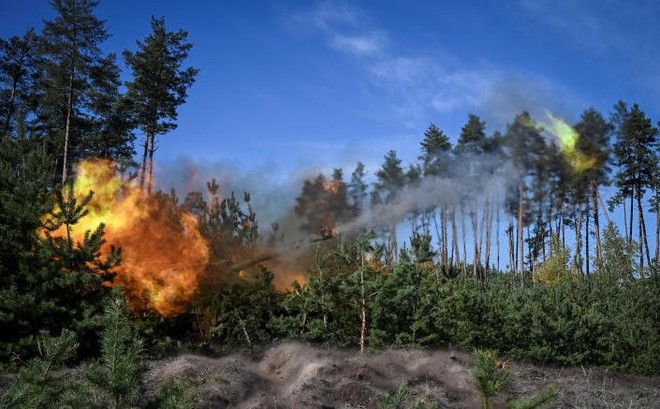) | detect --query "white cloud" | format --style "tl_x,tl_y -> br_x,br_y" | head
288,0 -> 359,31
287,1 -> 593,133
287,2 -> 499,125
329,31 -> 387,56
